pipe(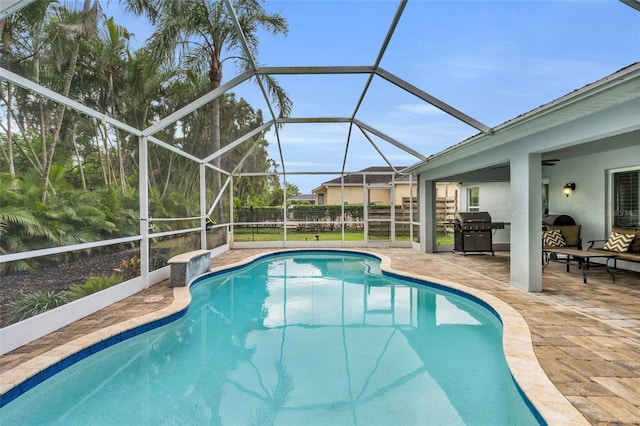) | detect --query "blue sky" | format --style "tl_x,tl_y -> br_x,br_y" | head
110,0 -> 640,193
